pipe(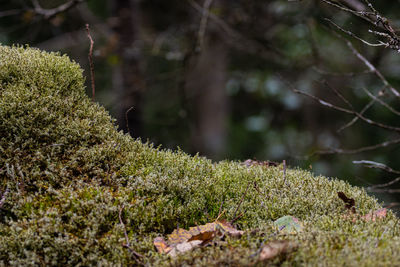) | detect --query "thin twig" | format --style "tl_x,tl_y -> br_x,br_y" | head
32,0 -> 84,20
282,160 -> 287,185
316,137 -> 400,155
85,24 -> 95,102
125,106 -> 134,136
119,205 -> 144,263
337,99 -> 374,133
196,0 -> 214,52
328,23 -> 400,98
353,160 -> 400,175
230,181 -> 251,224
287,82 -> 400,132
325,18 -> 386,47
368,176 -> 400,189
361,87 -> 400,116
